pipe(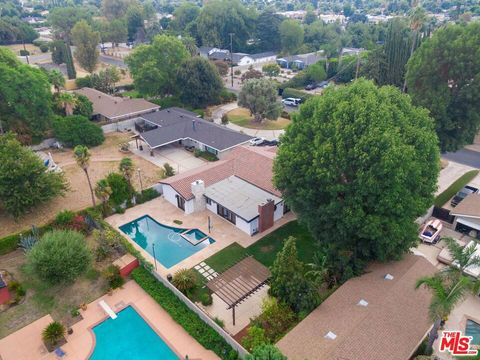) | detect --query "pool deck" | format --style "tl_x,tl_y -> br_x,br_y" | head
106,196 -> 296,277
0,281 -> 219,360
